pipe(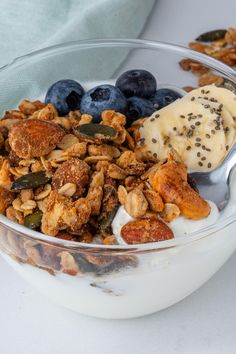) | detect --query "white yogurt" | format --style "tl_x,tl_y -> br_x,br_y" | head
112,202 -> 220,243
